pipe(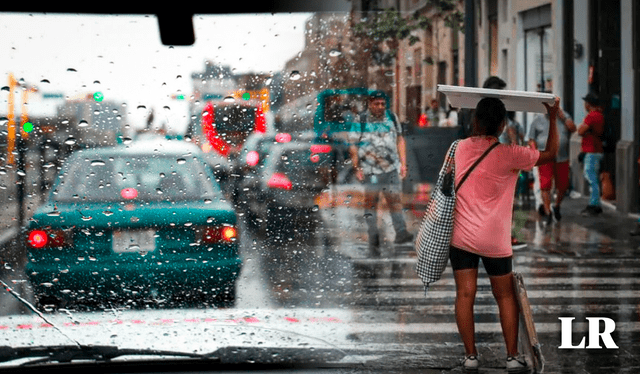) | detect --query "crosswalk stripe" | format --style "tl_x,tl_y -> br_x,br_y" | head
343,321 -> 640,334
351,289 -> 640,300
357,277 -> 640,287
